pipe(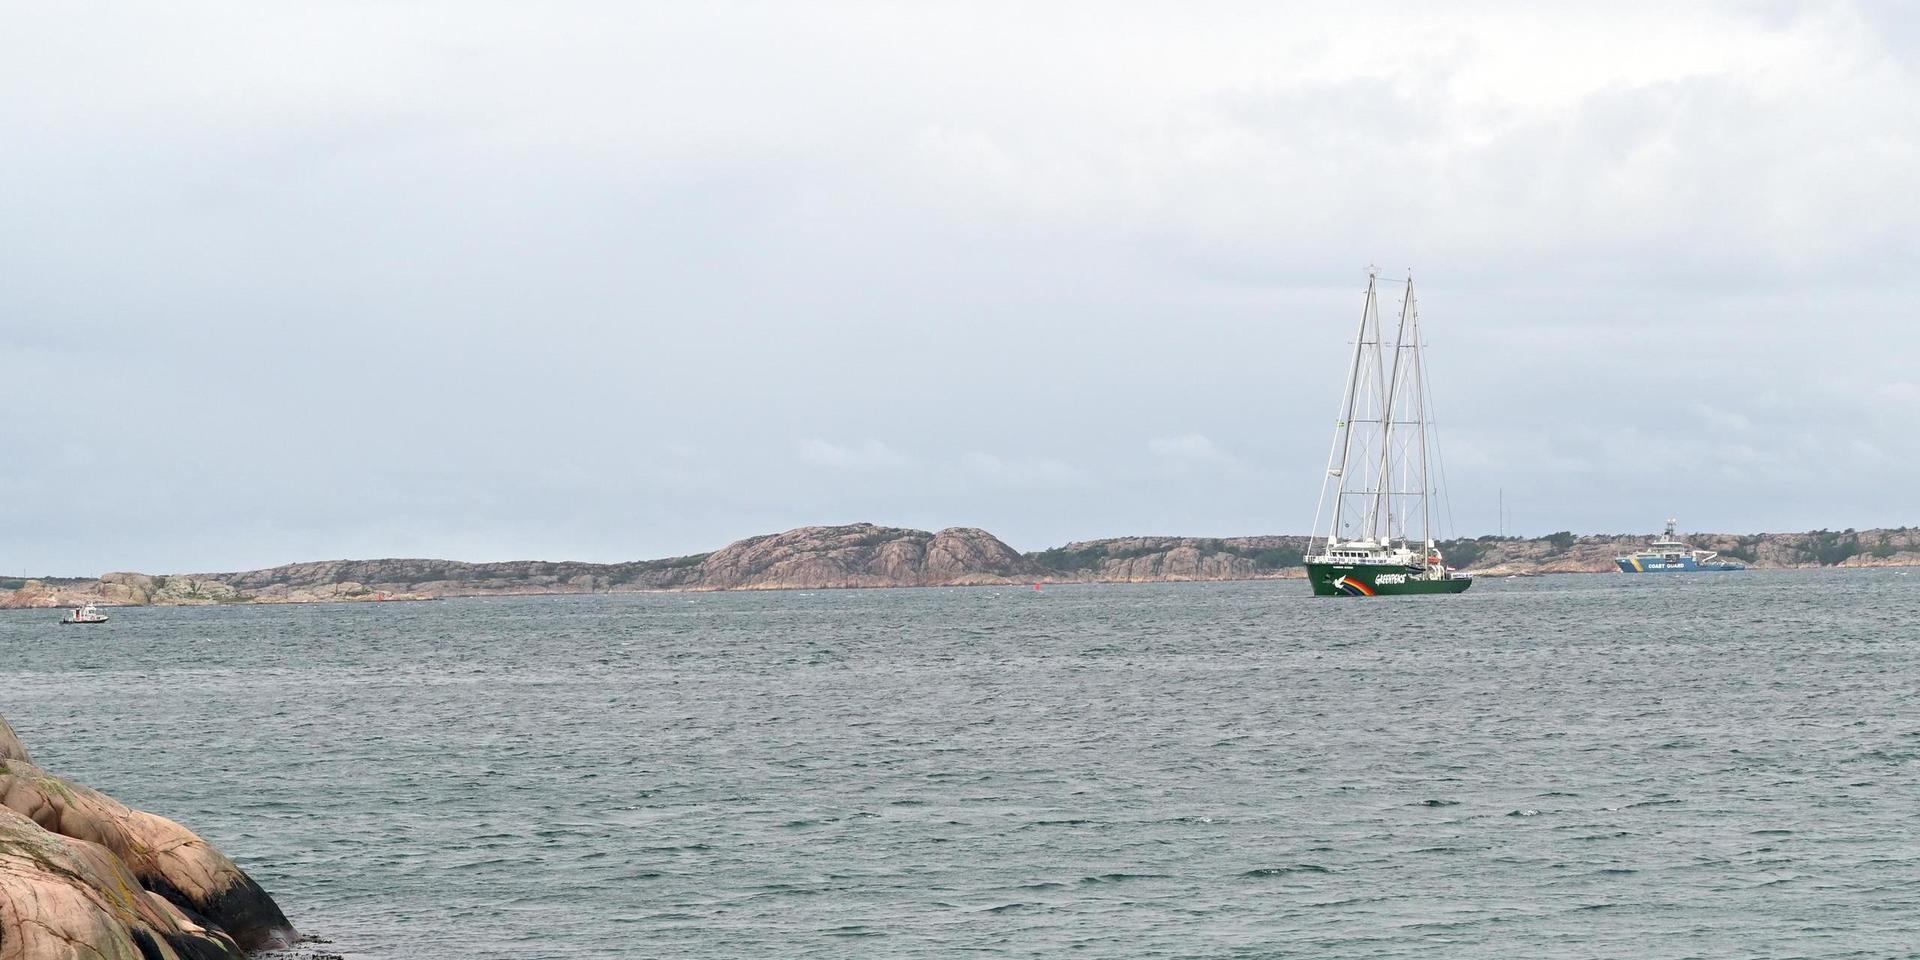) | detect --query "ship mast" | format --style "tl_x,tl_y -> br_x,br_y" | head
1367,275 -> 1436,559
1369,278 -> 1415,545
1315,271 -> 1376,546
1406,277 -> 1433,553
